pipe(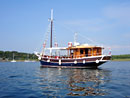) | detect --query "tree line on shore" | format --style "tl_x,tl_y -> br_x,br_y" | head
111,54 -> 130,60
0,51 -> 38,61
